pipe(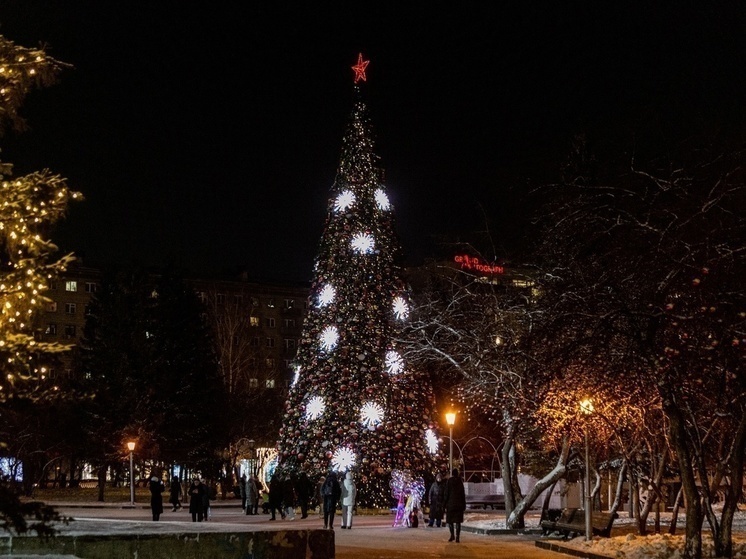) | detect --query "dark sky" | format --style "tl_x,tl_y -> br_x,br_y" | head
1,2 -> 744,282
